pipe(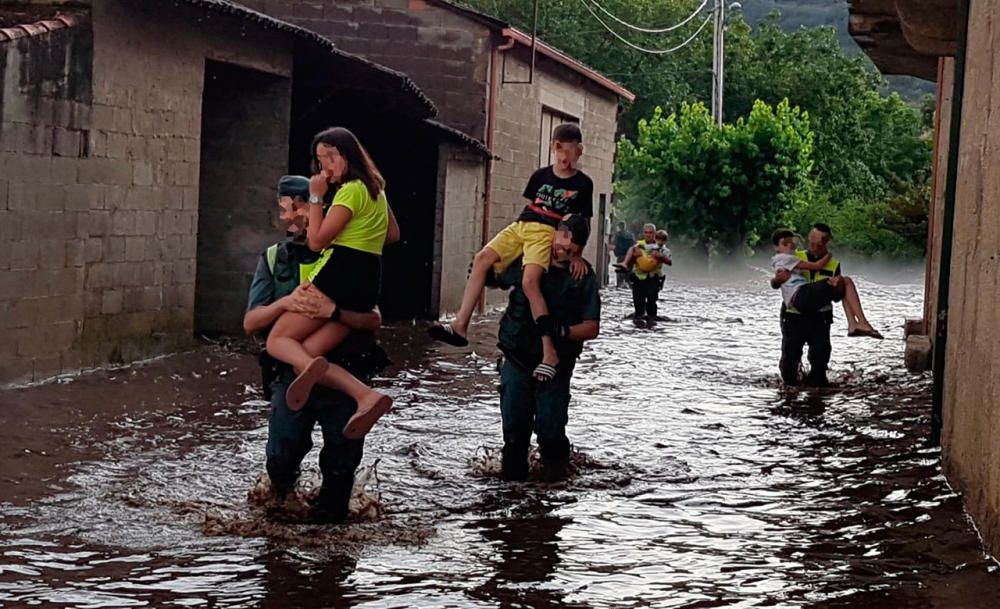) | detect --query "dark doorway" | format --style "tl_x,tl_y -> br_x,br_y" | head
289,69 -> 439,321
194,60 -> 291,335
